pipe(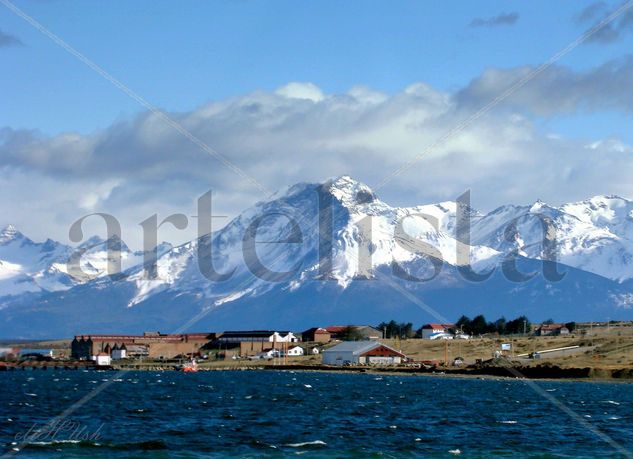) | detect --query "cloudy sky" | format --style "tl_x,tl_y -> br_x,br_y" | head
2,1 -> 633,248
